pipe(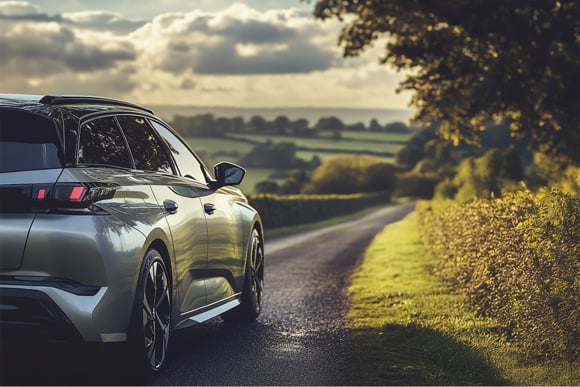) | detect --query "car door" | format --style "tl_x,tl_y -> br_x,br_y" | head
203,188 -> 246,304
149,121 -> 244,306
117,115 -> 209,315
